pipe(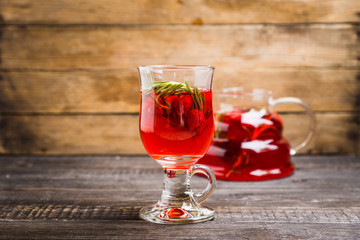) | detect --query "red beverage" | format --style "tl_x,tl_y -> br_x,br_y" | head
197,108 -> 293,181
140,89 -> 214,169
